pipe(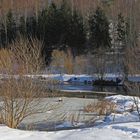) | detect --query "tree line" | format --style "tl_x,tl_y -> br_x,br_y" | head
0,1 -> 132,64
